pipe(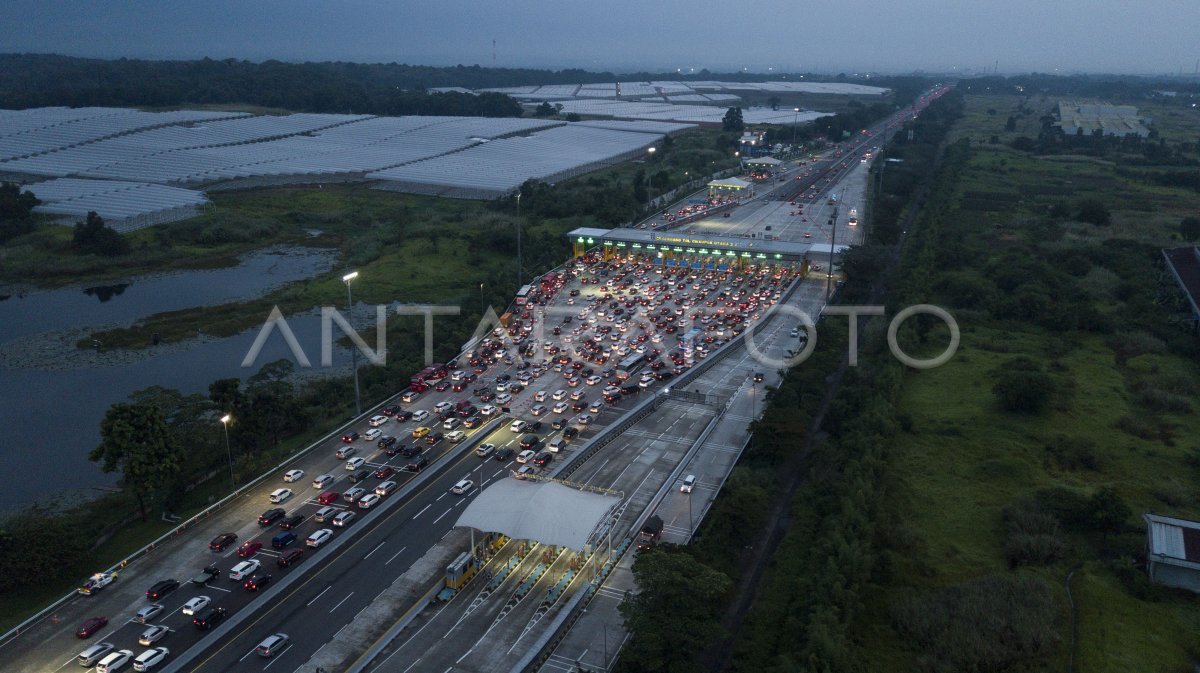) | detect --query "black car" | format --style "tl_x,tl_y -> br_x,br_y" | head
463,416 -> 483,429
479,391 -> 496,402
551,418 -> 568,430
401,444 -> 422,458
382,404 -> 401,416
258,508 -> 286,527
563,427 -> 579,440
193,606 -> 227,630
279,514 -> 306,530
533,452 -> 553,467
379,436 -> 398,450
496,374 -> 511,384
244,574 -> 273,592
425,432 -> 444,445
146,579 -> 179,600
572,401 -> 586,412
209,532 -> 237,552
395,410 -> 414,422
494,446 -> 516,462
404,456 -> 429,473
529,420 -> 544,432
348,468 -> 372,483
340,431 -> 360,443
520,434 -> 540,449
